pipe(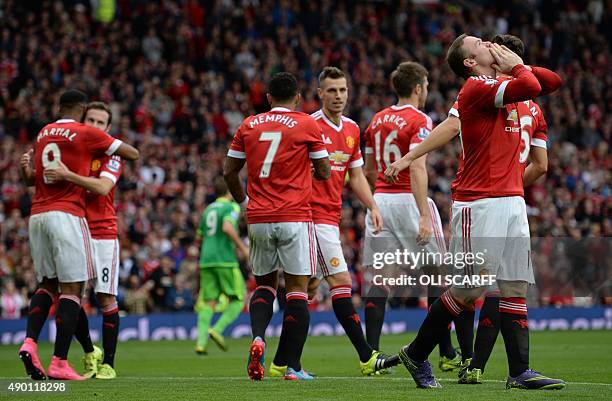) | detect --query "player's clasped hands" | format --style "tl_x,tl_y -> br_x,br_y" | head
489,43 -> 524,74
